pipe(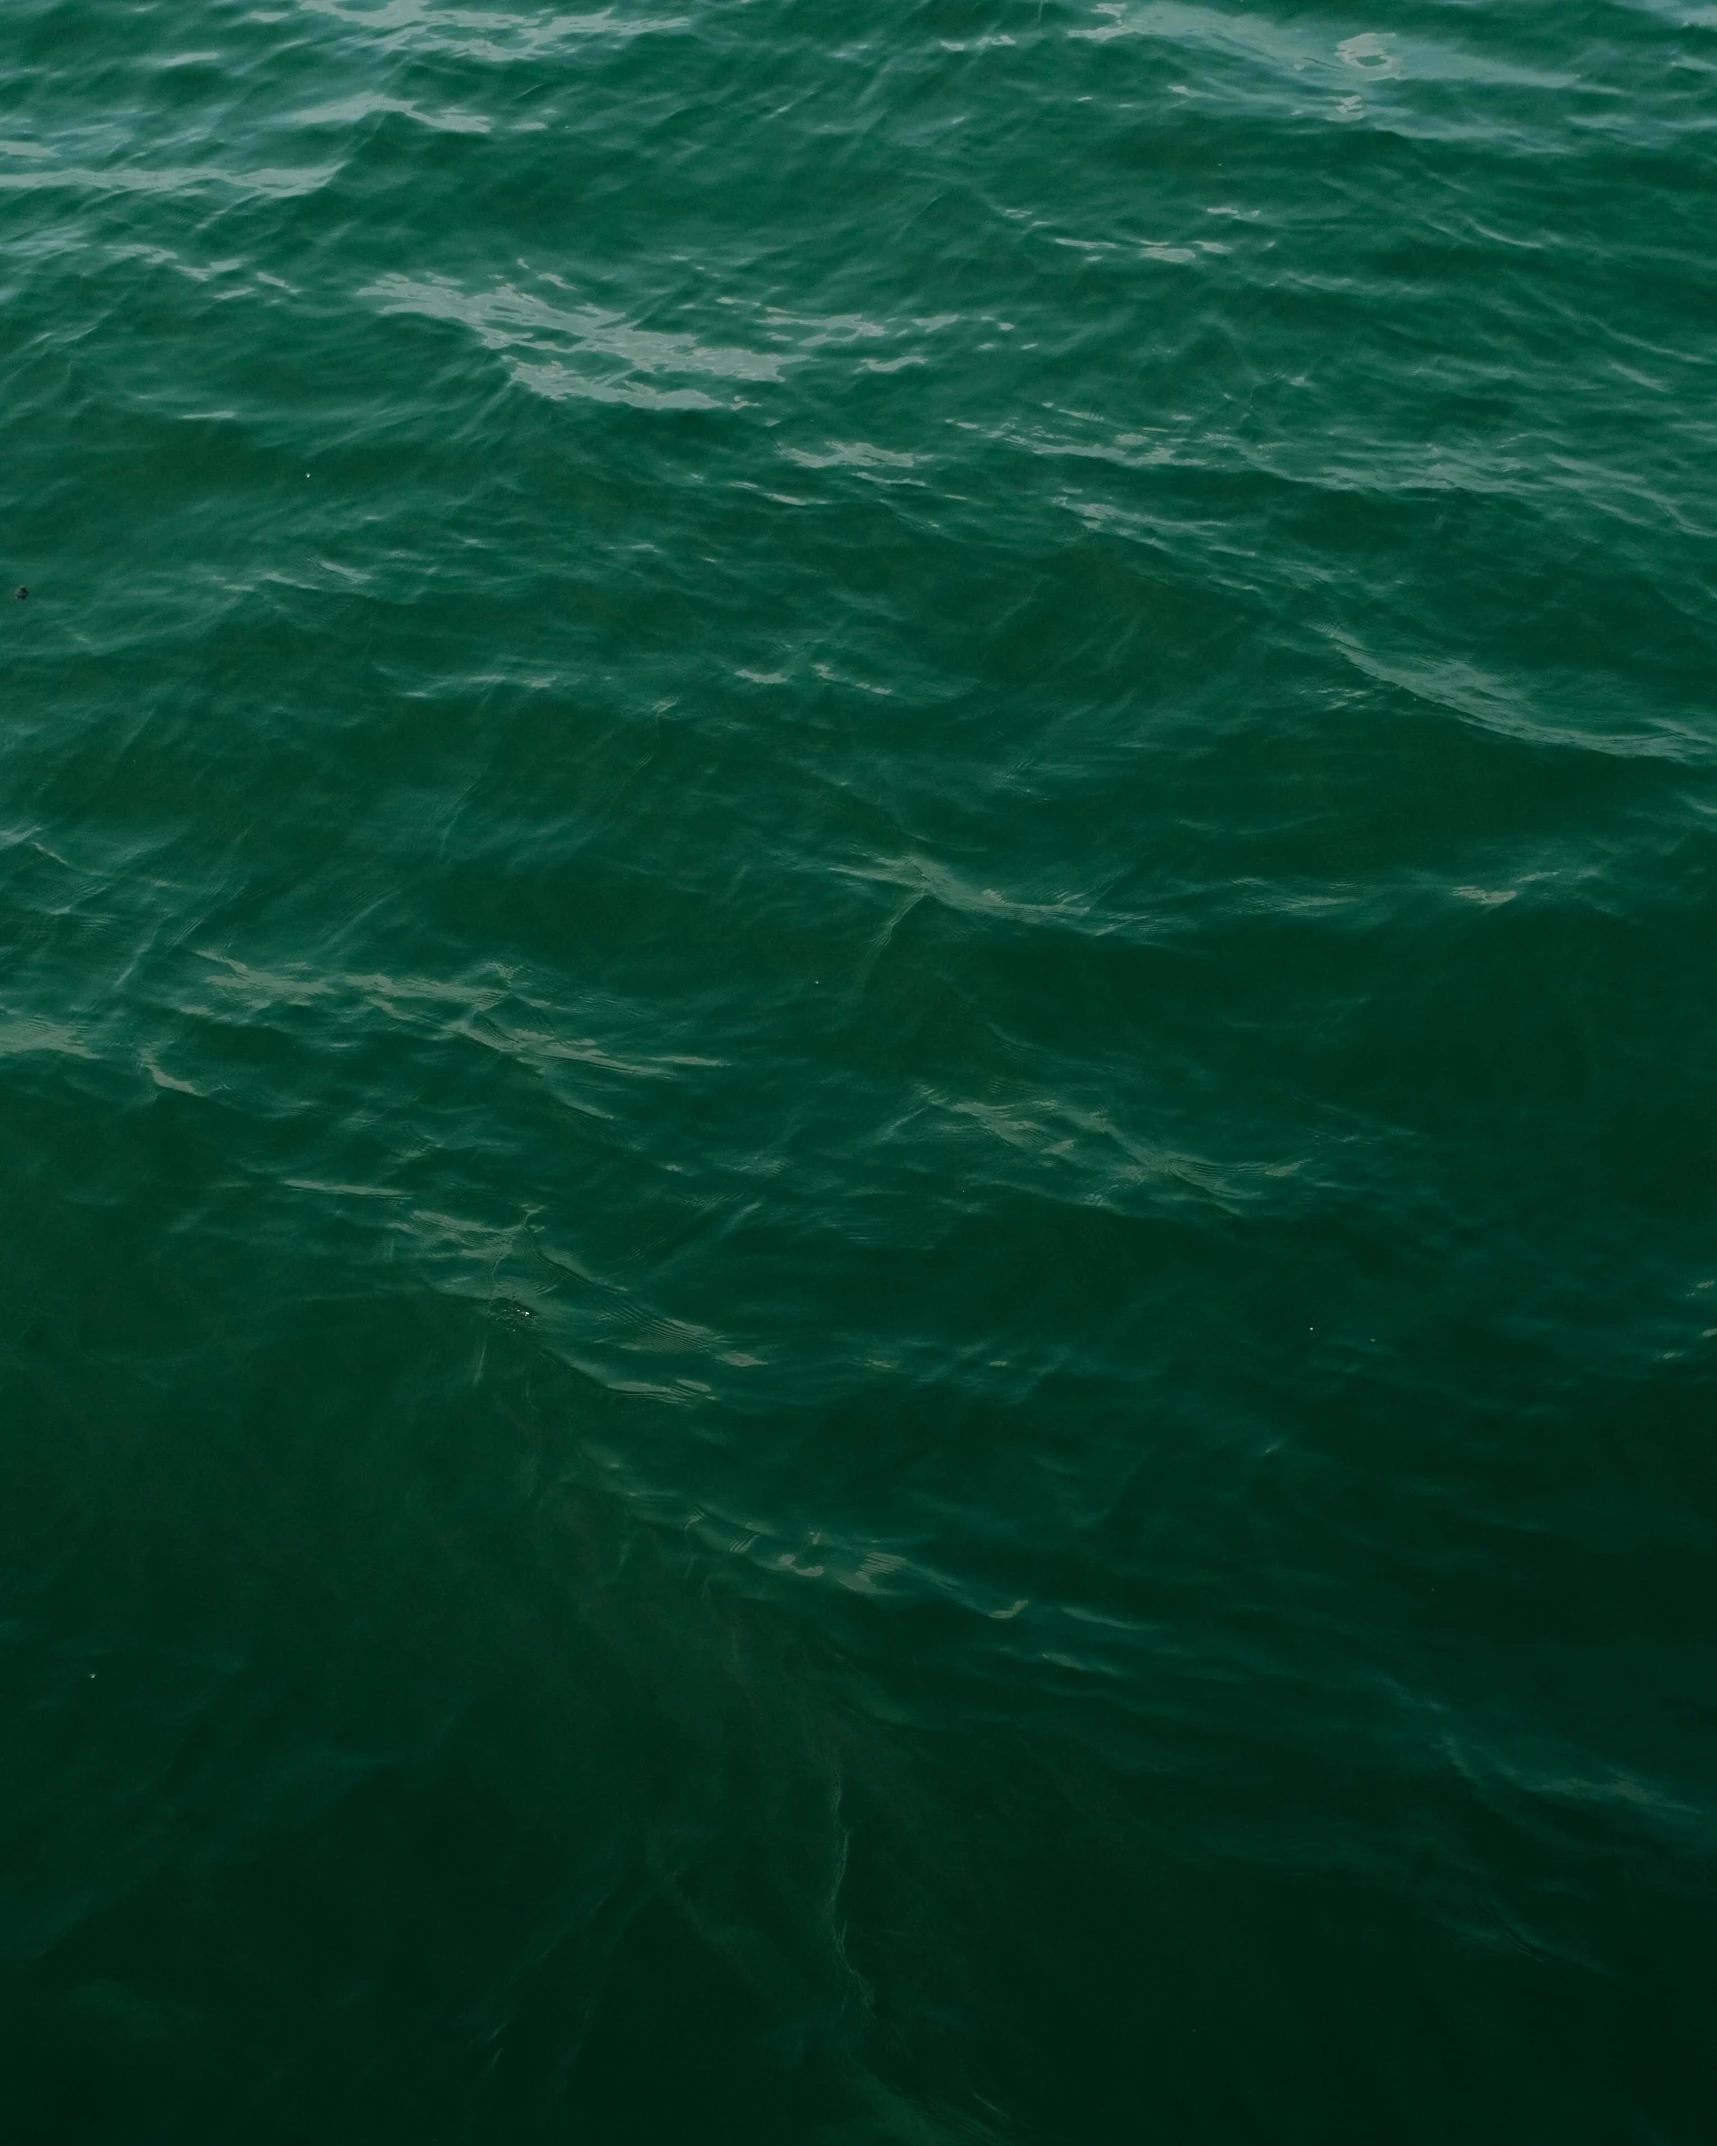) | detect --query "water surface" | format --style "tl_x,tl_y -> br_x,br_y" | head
3,1 -> 1716,2140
